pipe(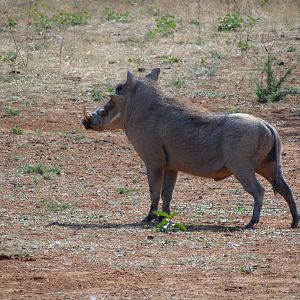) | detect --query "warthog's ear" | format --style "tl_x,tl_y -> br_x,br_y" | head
110,94 -> 125,106
146,68 -> 160,81
126,71 -> 136,88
